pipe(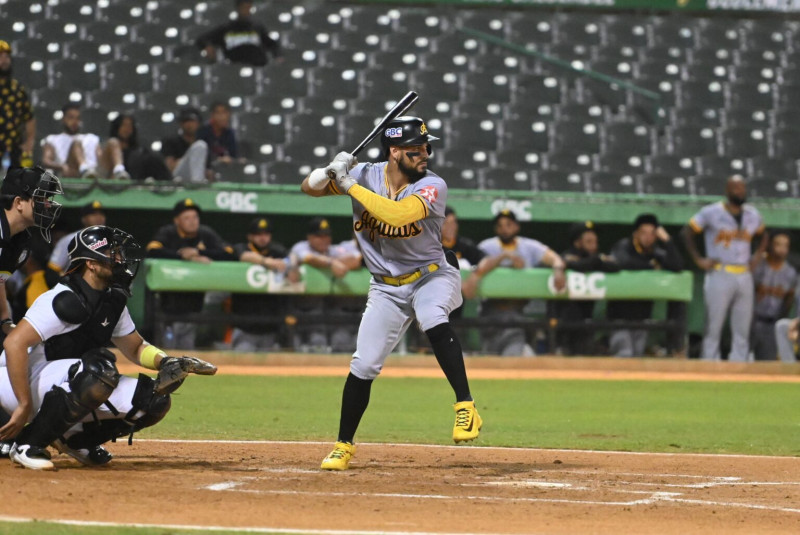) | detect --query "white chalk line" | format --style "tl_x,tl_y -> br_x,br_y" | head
0,515 -> 500,535
139,438 -> 800,460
